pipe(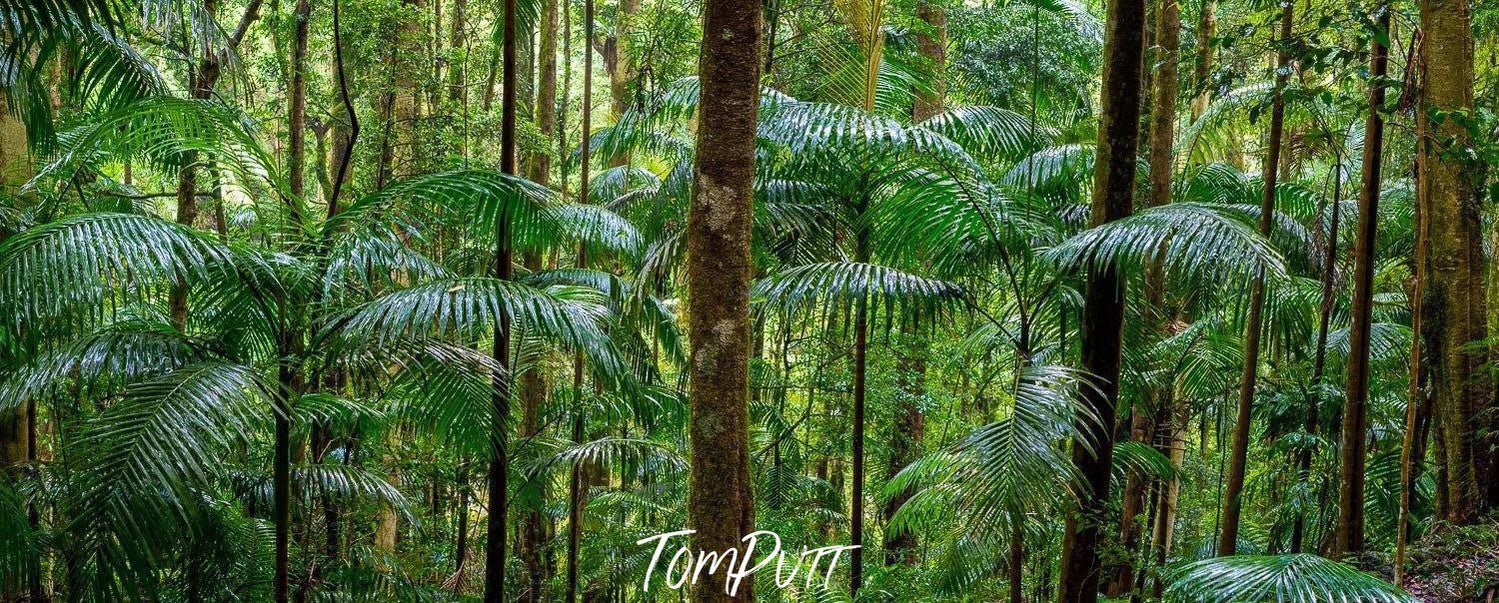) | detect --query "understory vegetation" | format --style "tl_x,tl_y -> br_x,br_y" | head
1,0 -> 1497,600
